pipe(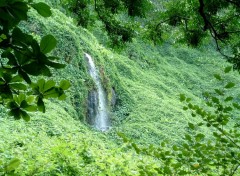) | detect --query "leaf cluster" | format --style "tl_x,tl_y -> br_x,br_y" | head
120,67 -> 240,175
0,1 -> 70,122
148,0 -> 240,68
64,0 -> 152,46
